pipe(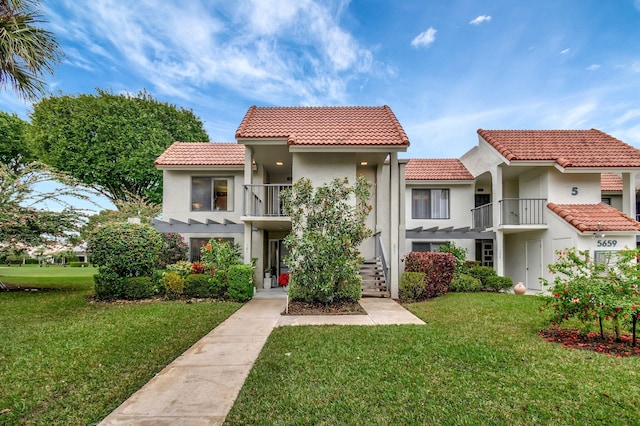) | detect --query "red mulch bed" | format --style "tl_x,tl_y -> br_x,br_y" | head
539,327 -> 640,357
283,300 -> 366,315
